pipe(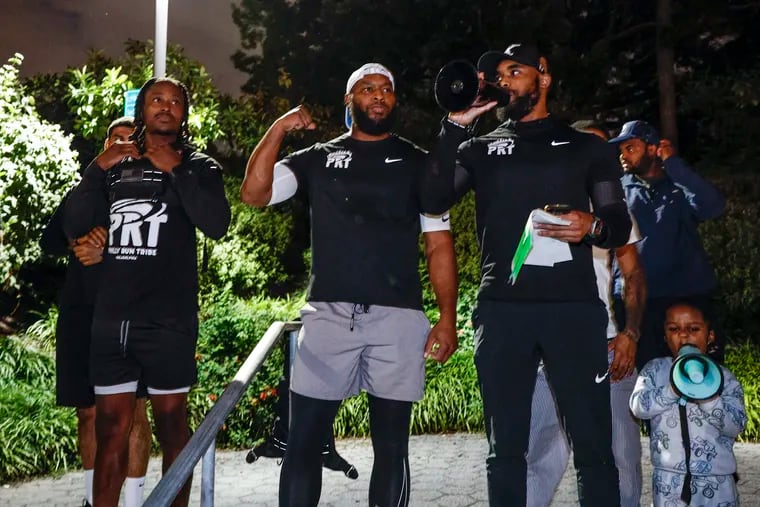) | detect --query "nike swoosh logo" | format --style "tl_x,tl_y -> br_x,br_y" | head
385,157 -> 403,163
551,141 -> 570,146
441,216 -> 450,222
595,371 -> 610,384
